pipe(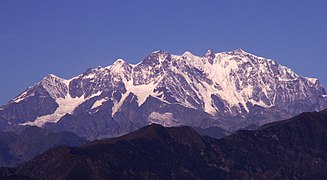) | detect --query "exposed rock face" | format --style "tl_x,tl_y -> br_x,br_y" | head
3,109 -> 327,179
1,49 -> 326,139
